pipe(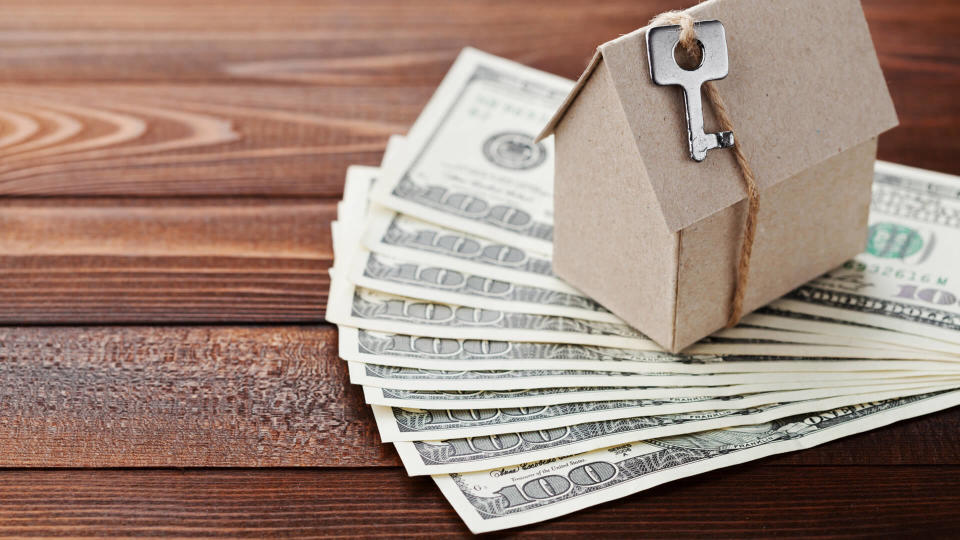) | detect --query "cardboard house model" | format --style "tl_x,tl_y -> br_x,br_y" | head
537,0 -> 898,352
